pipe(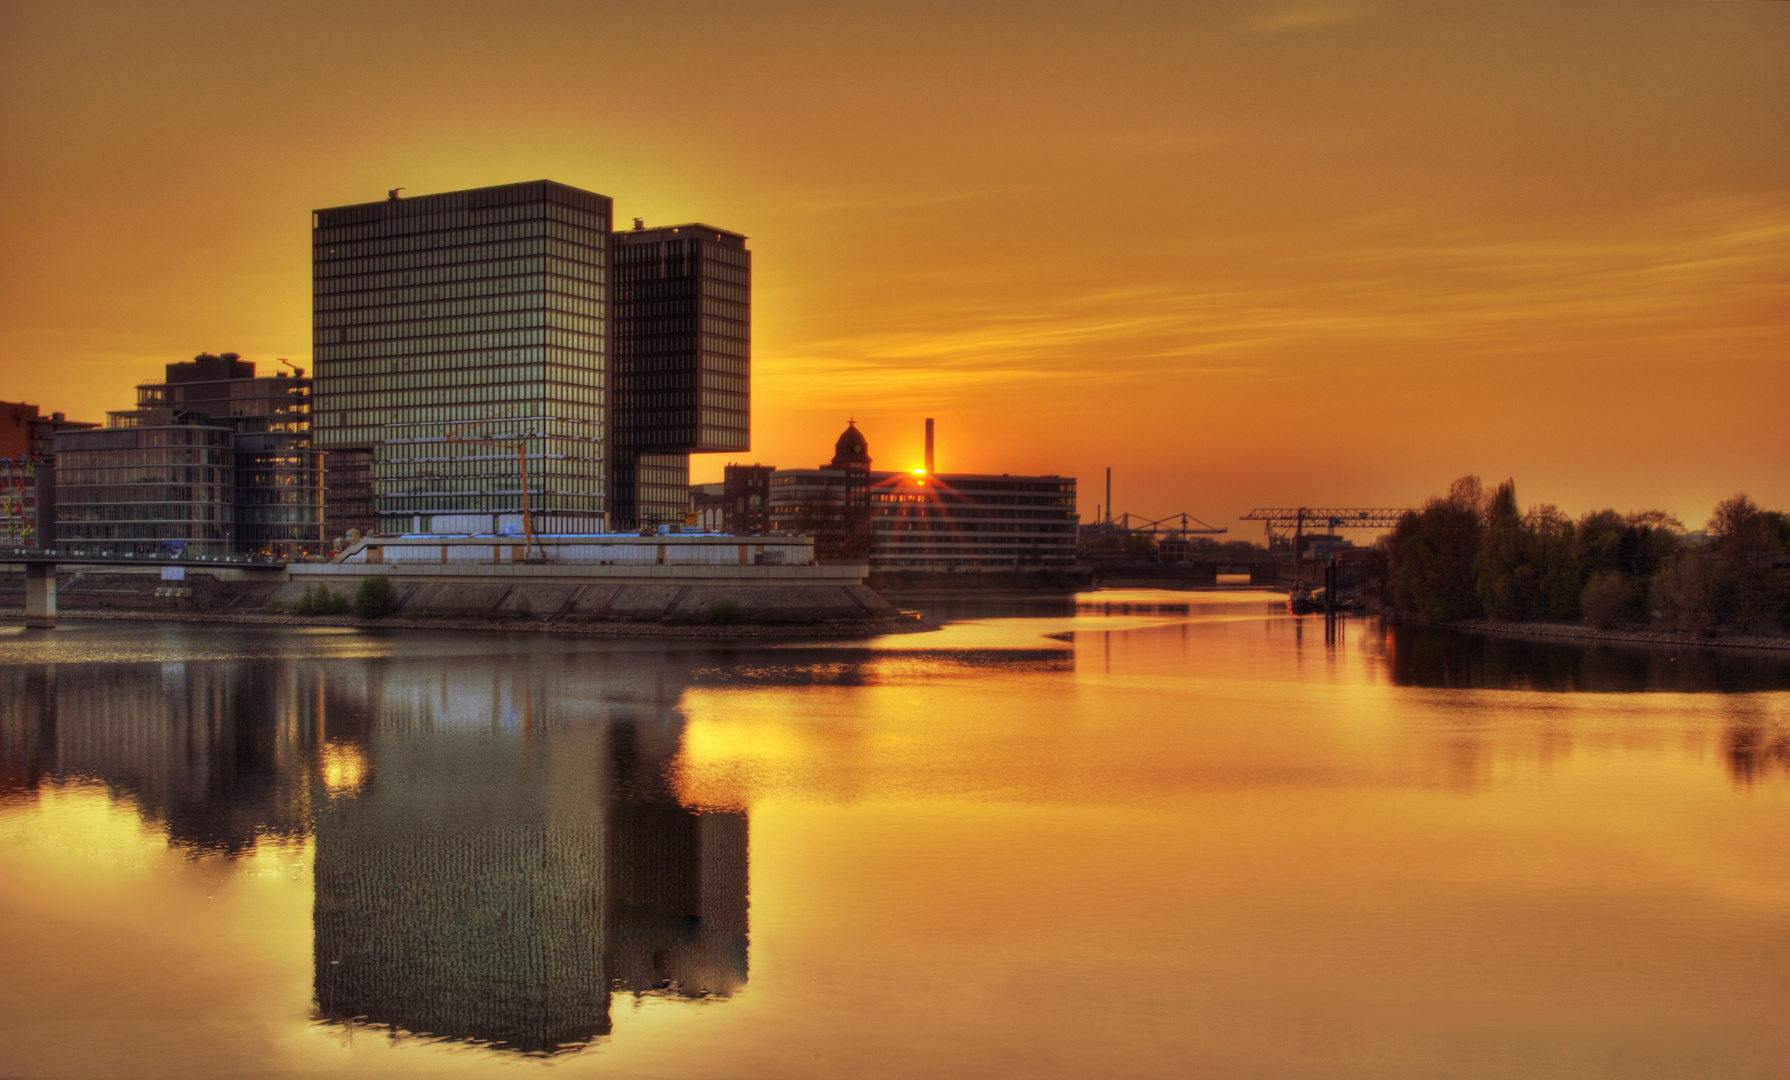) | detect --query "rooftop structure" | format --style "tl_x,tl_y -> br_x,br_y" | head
764,422 -> 1078,571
